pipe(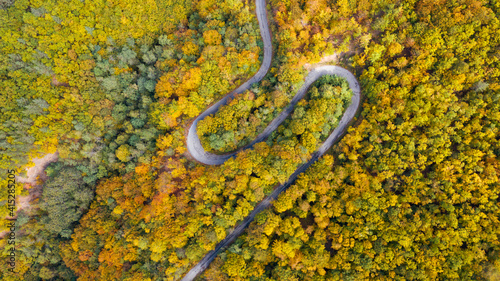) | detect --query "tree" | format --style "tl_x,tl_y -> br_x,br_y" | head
40,166 -> 93,238
115,144 -> 131,162
223,252 -> 247,278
